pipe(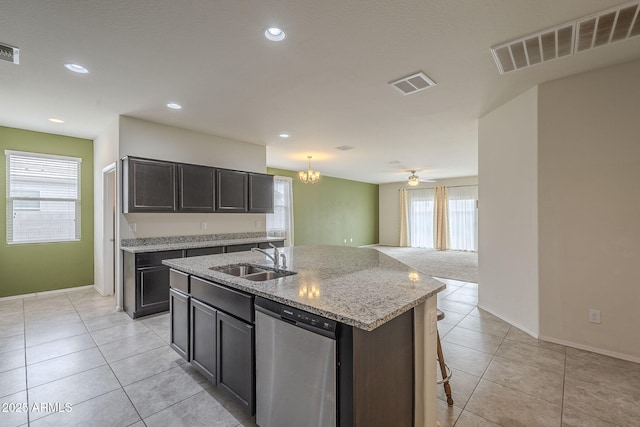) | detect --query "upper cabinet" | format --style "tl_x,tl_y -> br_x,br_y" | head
123,157 -> 177,213
216,169 -> 248,213
178,164 -> 215,212
122,156 -> 273,214
248,173 -> 274,213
